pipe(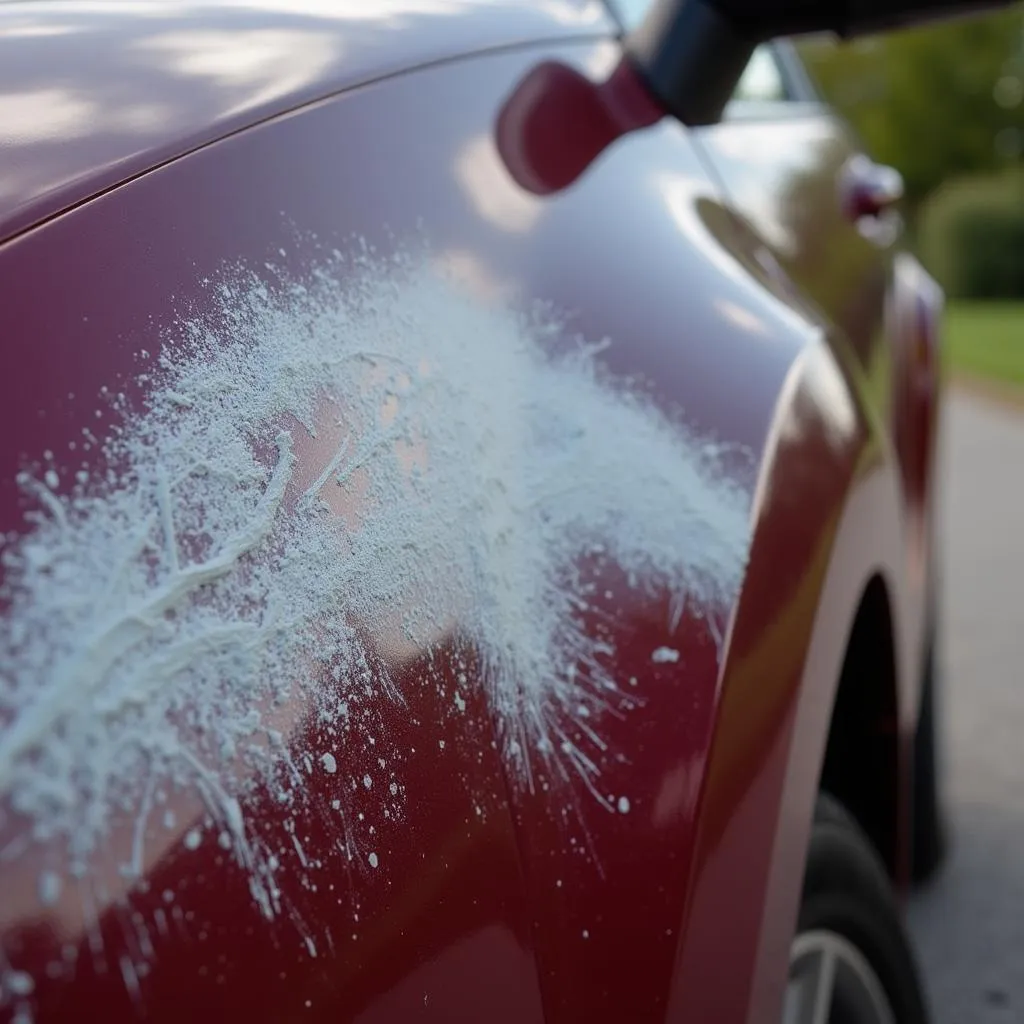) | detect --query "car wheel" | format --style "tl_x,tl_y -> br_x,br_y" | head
783,794 -> 929,1024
